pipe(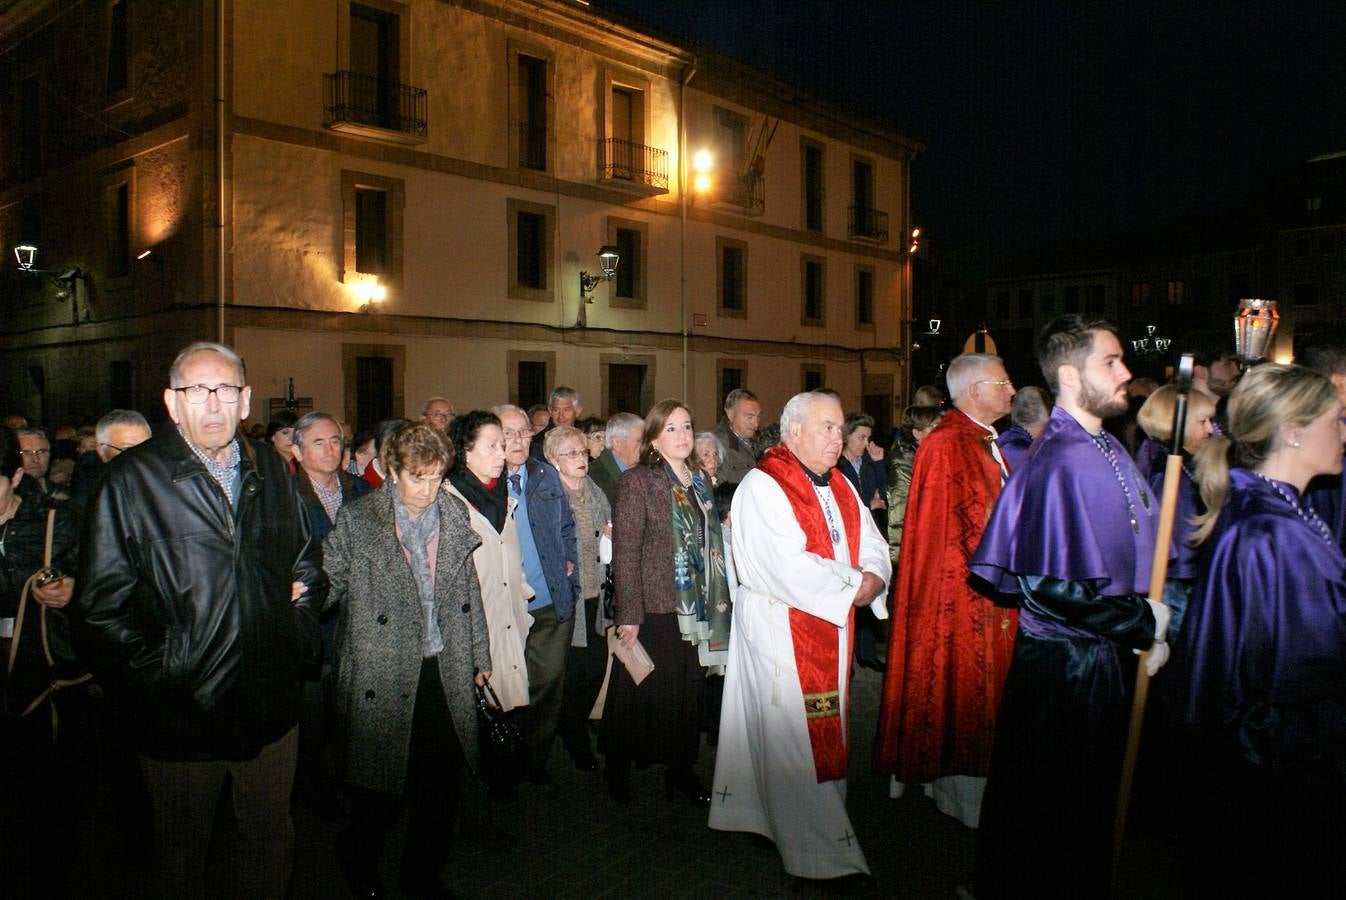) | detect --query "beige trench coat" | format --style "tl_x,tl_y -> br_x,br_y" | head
443,482 -> 534,711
